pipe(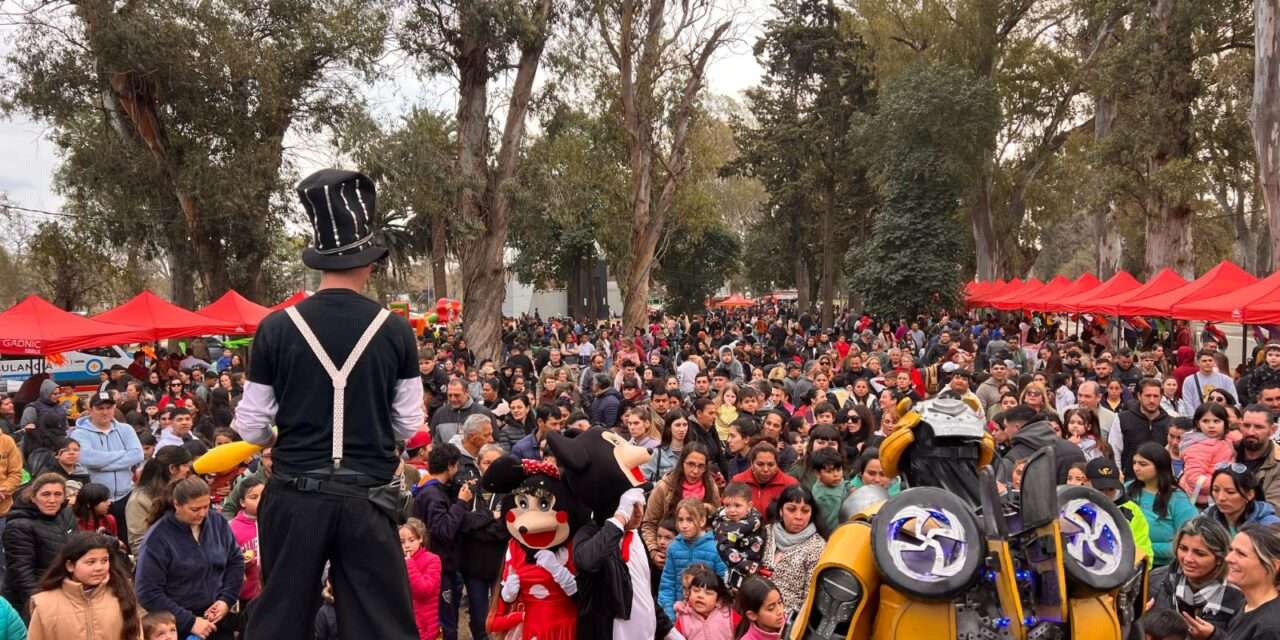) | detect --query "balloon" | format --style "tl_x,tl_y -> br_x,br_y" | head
193,440 -> 264,475
427,313 -> 438,323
